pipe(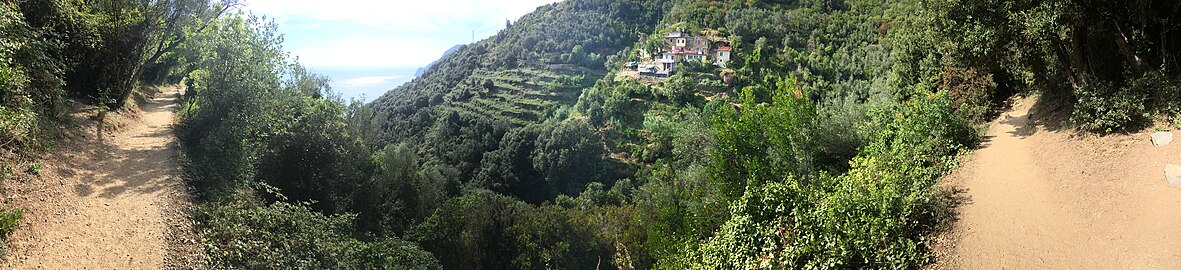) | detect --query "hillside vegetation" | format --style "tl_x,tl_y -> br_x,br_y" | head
2,0 -> 1180,269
